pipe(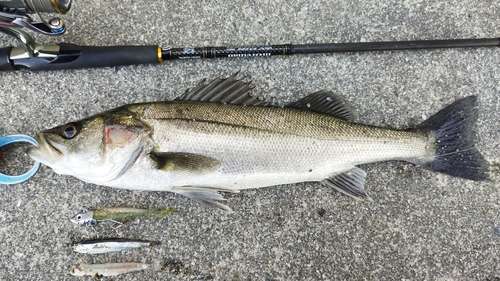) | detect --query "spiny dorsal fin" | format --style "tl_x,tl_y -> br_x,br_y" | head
150,152 -> 221,174
321,167 -> 368,199
175,76 -> 269,106
287,91 -> 357,121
